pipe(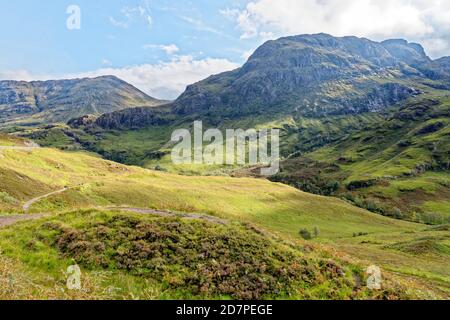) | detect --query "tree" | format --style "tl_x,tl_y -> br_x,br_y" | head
299,229 -> 312,240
